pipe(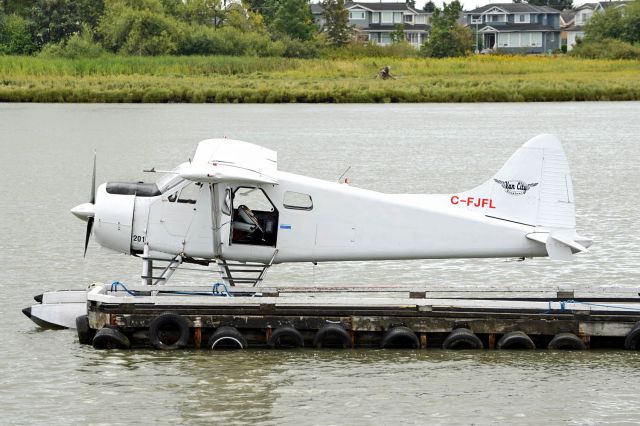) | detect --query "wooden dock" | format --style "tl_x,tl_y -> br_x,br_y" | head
82,283 -> 640,351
